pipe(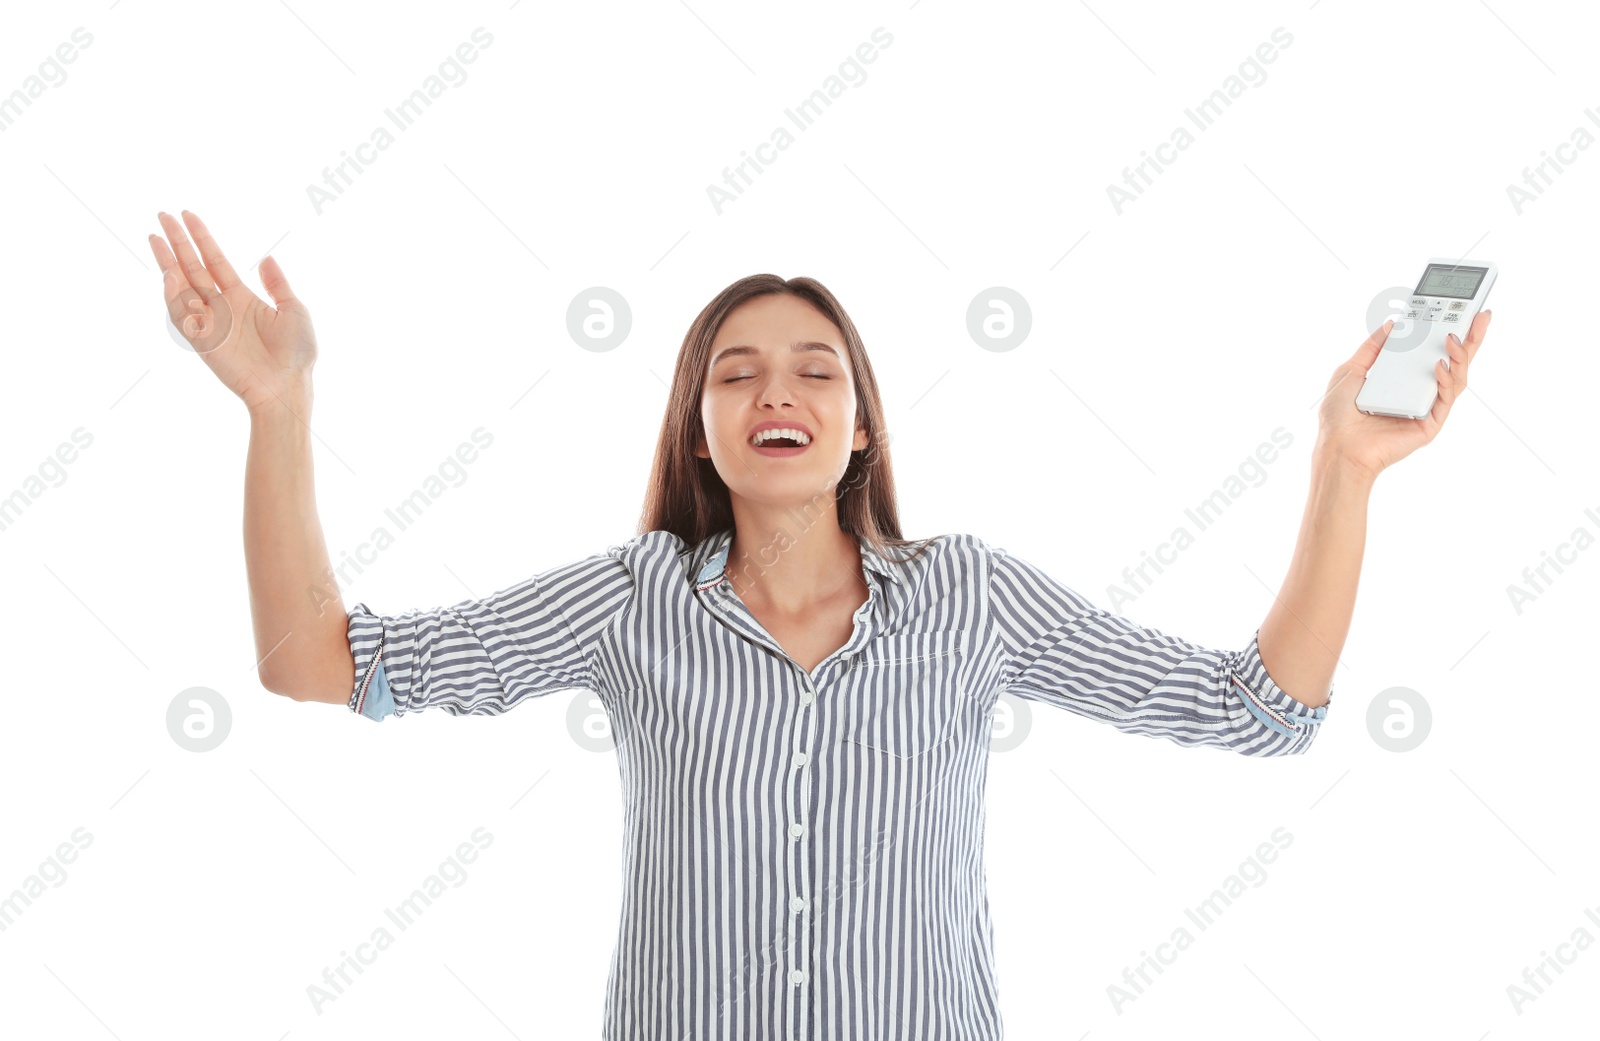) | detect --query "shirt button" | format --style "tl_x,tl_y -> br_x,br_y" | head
799,689 -> 814,704
791,896 -> 805,912
790,823 -> 804,838
792,751 -> 808,767
791,969 -> 807,985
